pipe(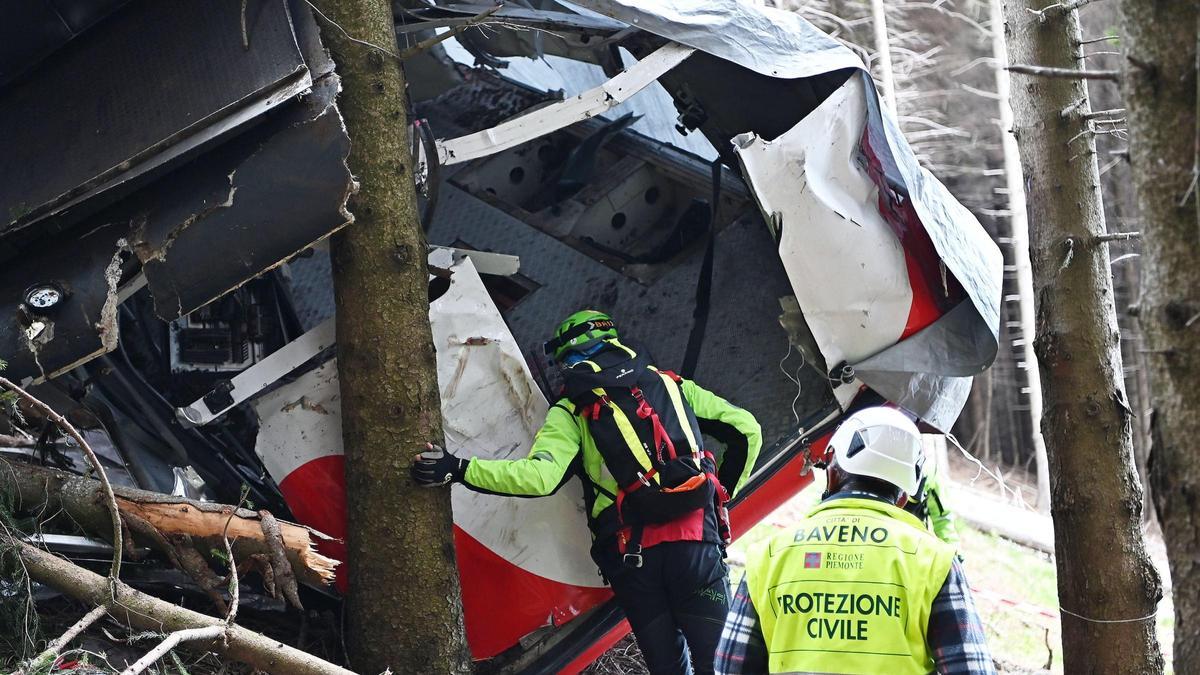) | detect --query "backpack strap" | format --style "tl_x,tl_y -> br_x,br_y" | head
630,385 -> 678,463
656,368 -> 683,383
